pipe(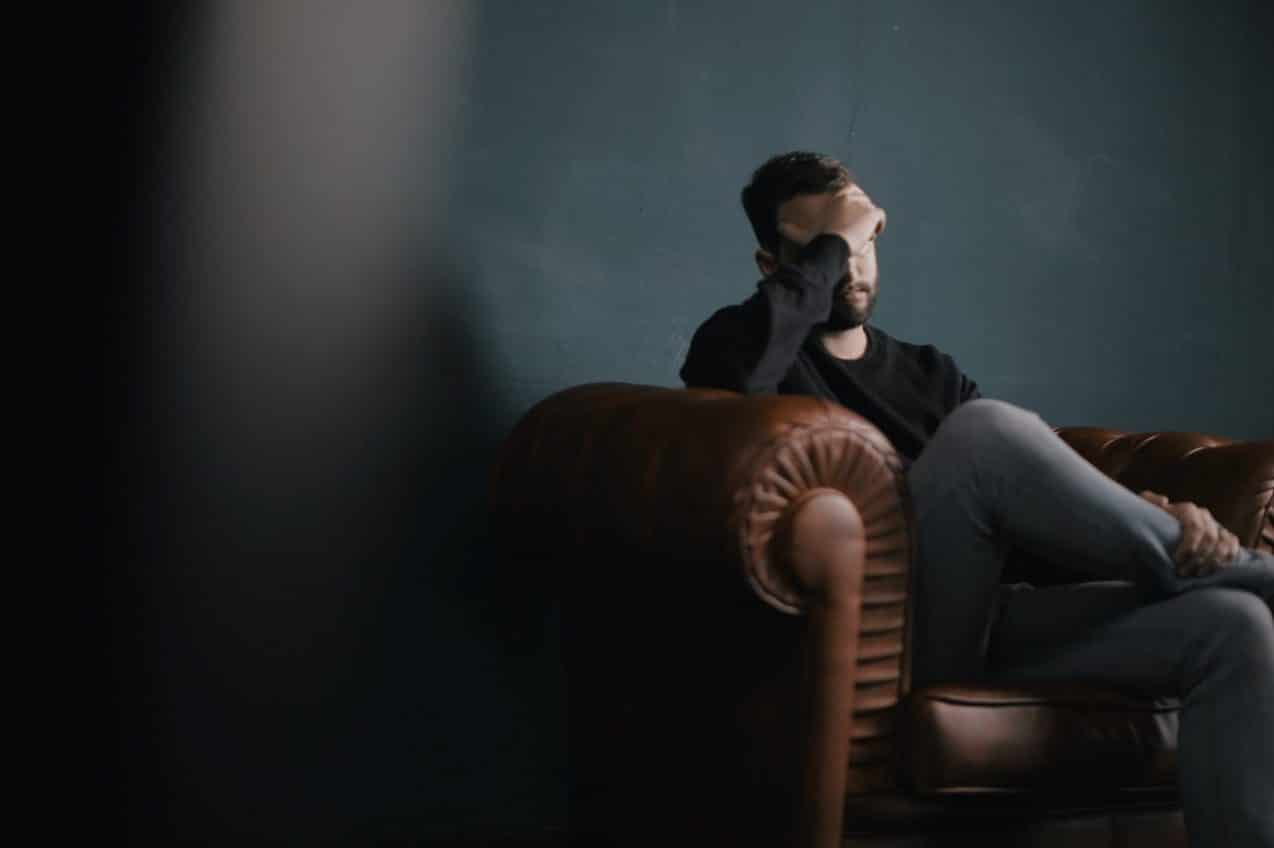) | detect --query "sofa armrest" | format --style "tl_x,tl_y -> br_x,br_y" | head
492,382 -> 911,614
491,382 -> 913,847
1058,427 -> 1274,553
